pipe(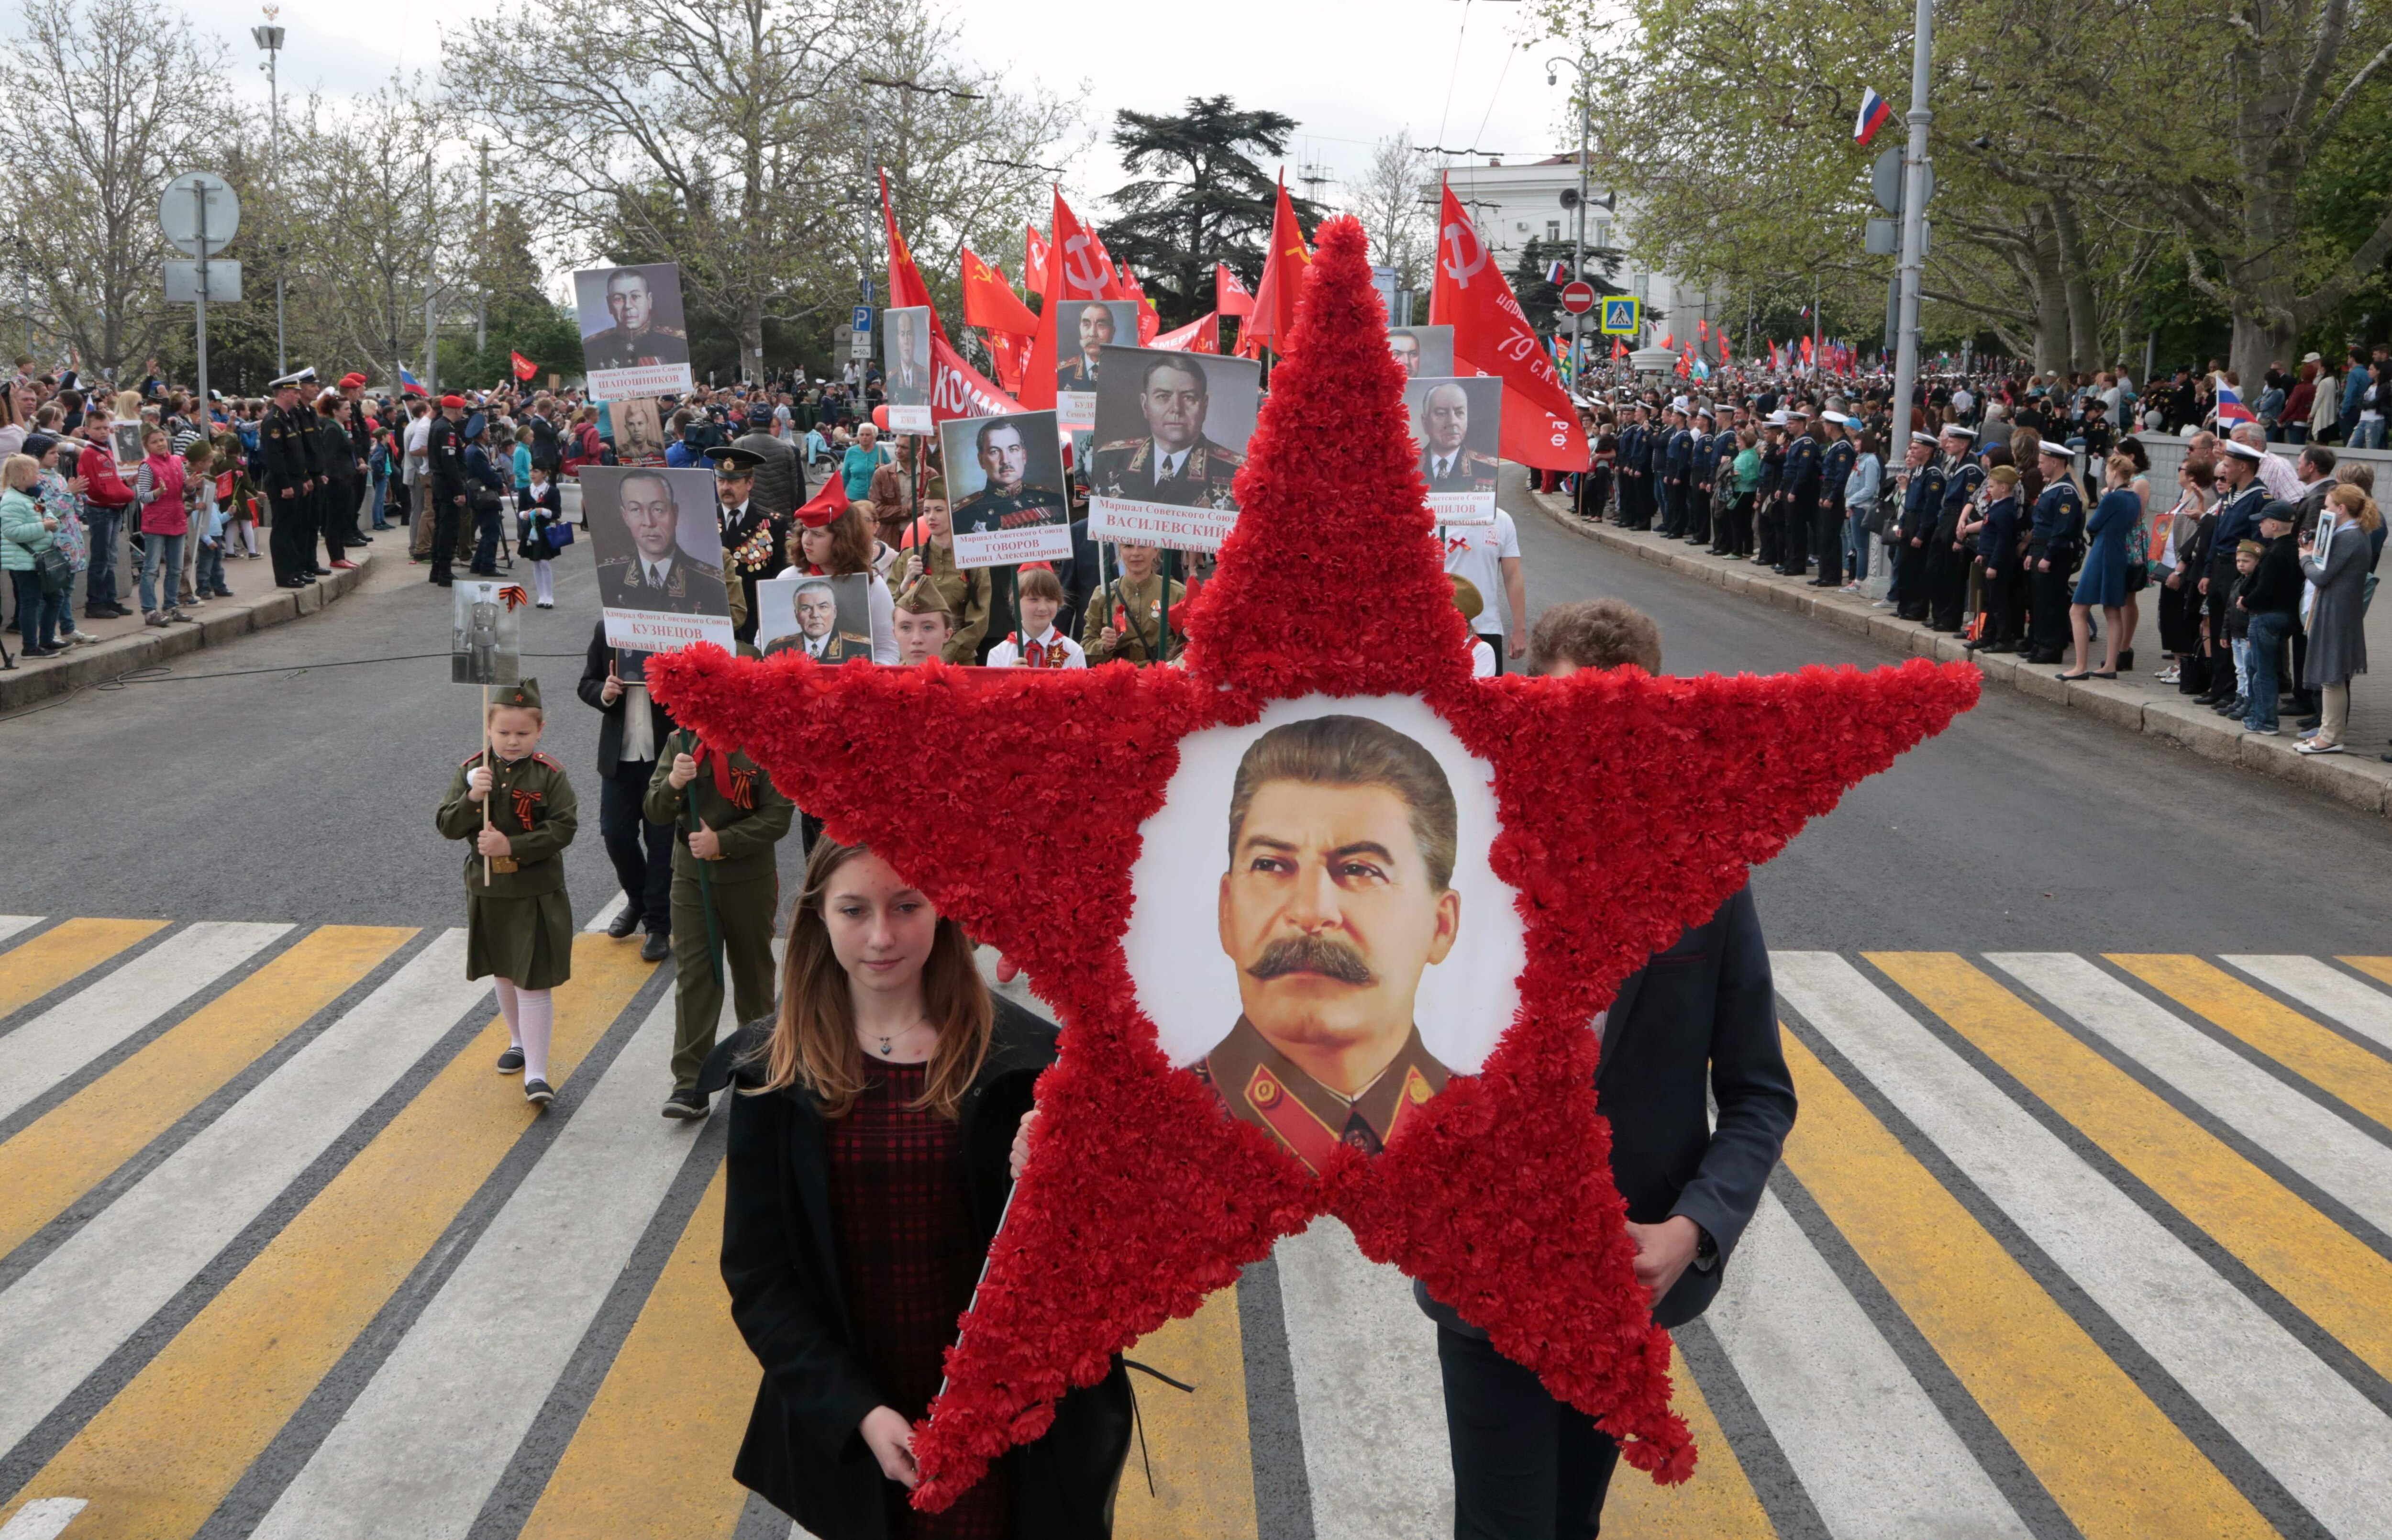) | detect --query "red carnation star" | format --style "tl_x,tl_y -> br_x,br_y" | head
652,217 -> 1977,1509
